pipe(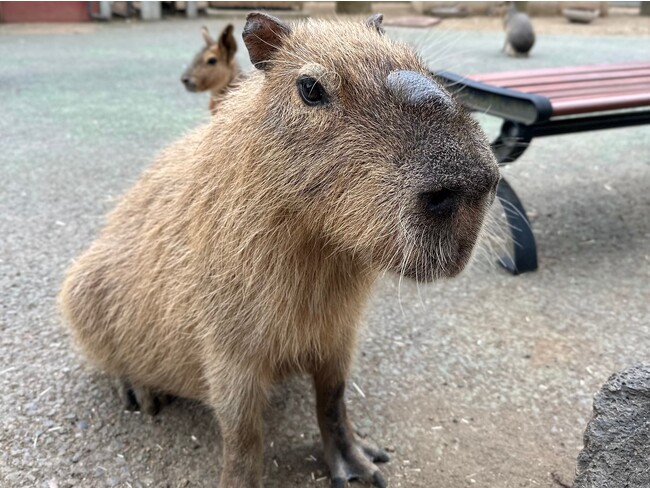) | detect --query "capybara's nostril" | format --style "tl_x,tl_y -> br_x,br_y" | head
420,188 -> 458,216
181,76 -> 190,84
